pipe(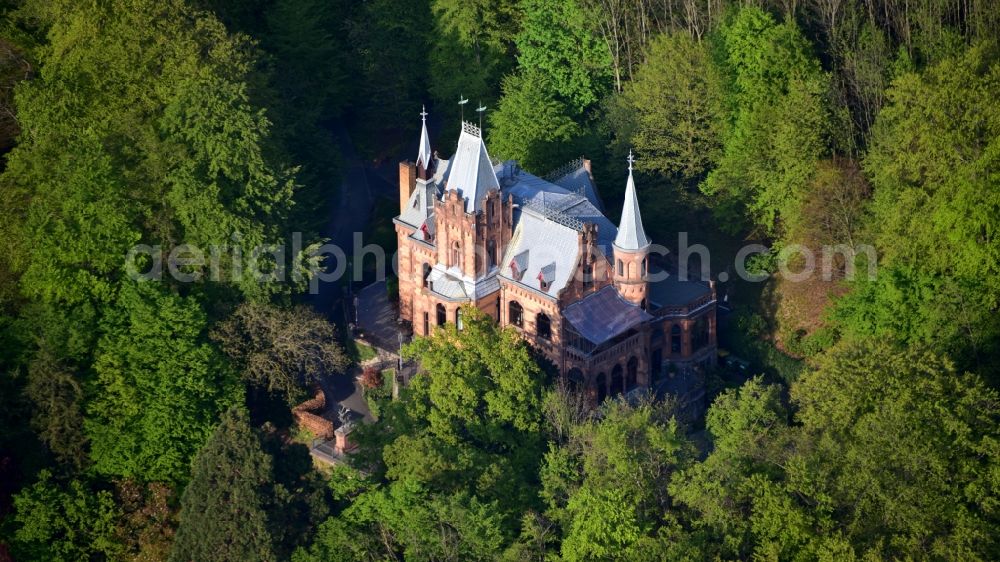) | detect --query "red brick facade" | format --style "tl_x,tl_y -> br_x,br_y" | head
393,123 -> 717,403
